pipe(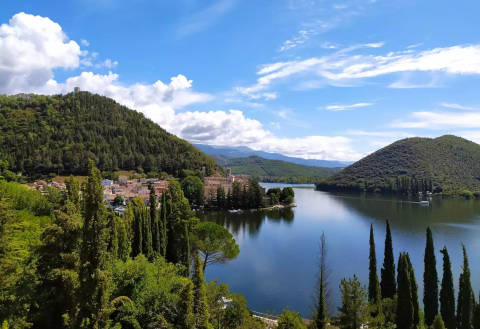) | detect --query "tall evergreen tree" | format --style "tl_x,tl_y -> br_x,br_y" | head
457,245 -> 474,329
406,254 -> 419,328
149,185 -> 161,254
65,175 -> 81,210
165,181 -> 194,272
159,191 -> 168,257
192,251 -> 212,329
440,247 -> 456,329
130,198 -> 144,258
396,253 -> 414,329
141,200 -> 153,260
36,201 -> 82,329
176,281 -> 194,329
473,295 -> 480,329
424,227 -> 439,326
315,233 -> 328,329
381,220 -> 396,299
78,161 -> 111,328
368,224 -> 380,304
